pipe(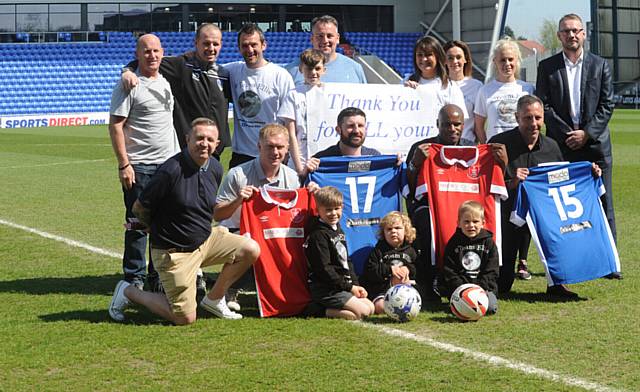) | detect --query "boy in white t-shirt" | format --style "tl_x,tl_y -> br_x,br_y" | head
290,49 -> 326,169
